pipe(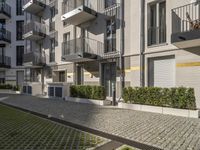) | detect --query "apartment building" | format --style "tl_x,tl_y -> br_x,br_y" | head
21,0 -> 200,108
0,0 -> 25,86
